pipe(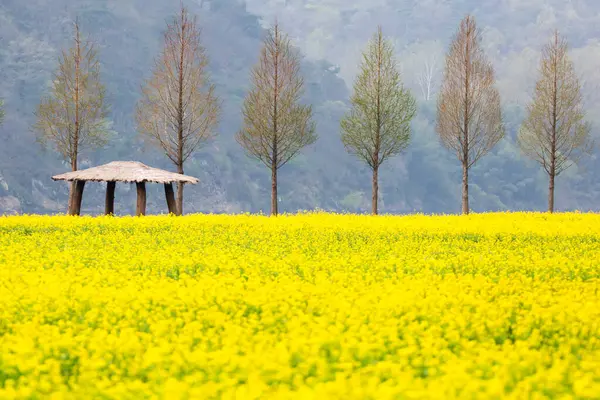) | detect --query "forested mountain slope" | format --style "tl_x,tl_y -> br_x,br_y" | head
0,0 -> 599,215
